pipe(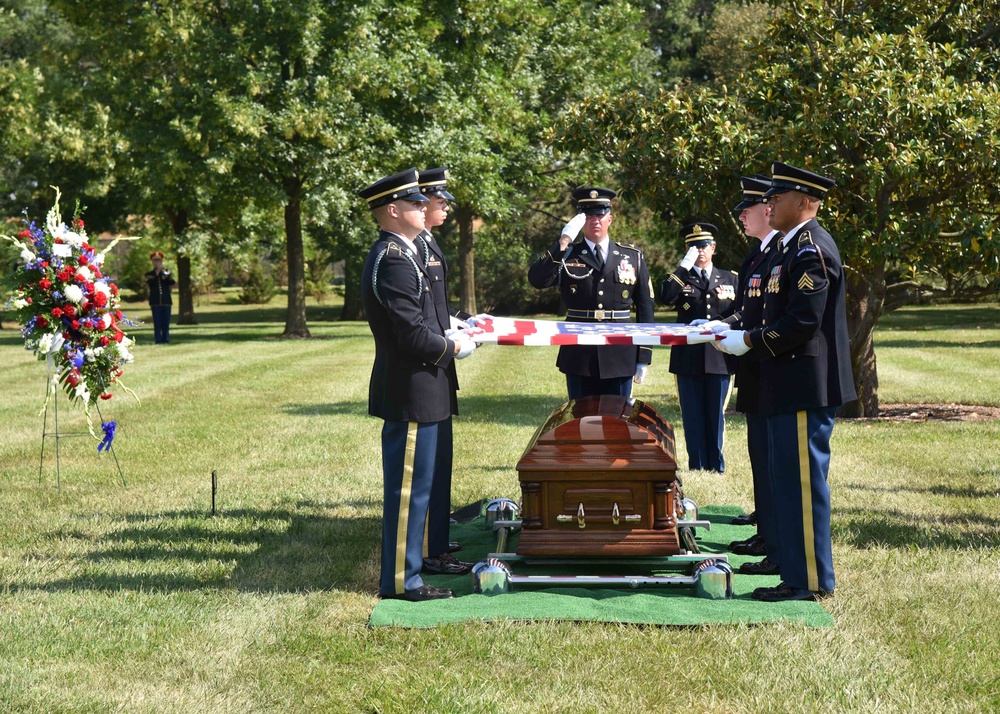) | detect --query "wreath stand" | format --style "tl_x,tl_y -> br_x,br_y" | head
38,368 -> 126,490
